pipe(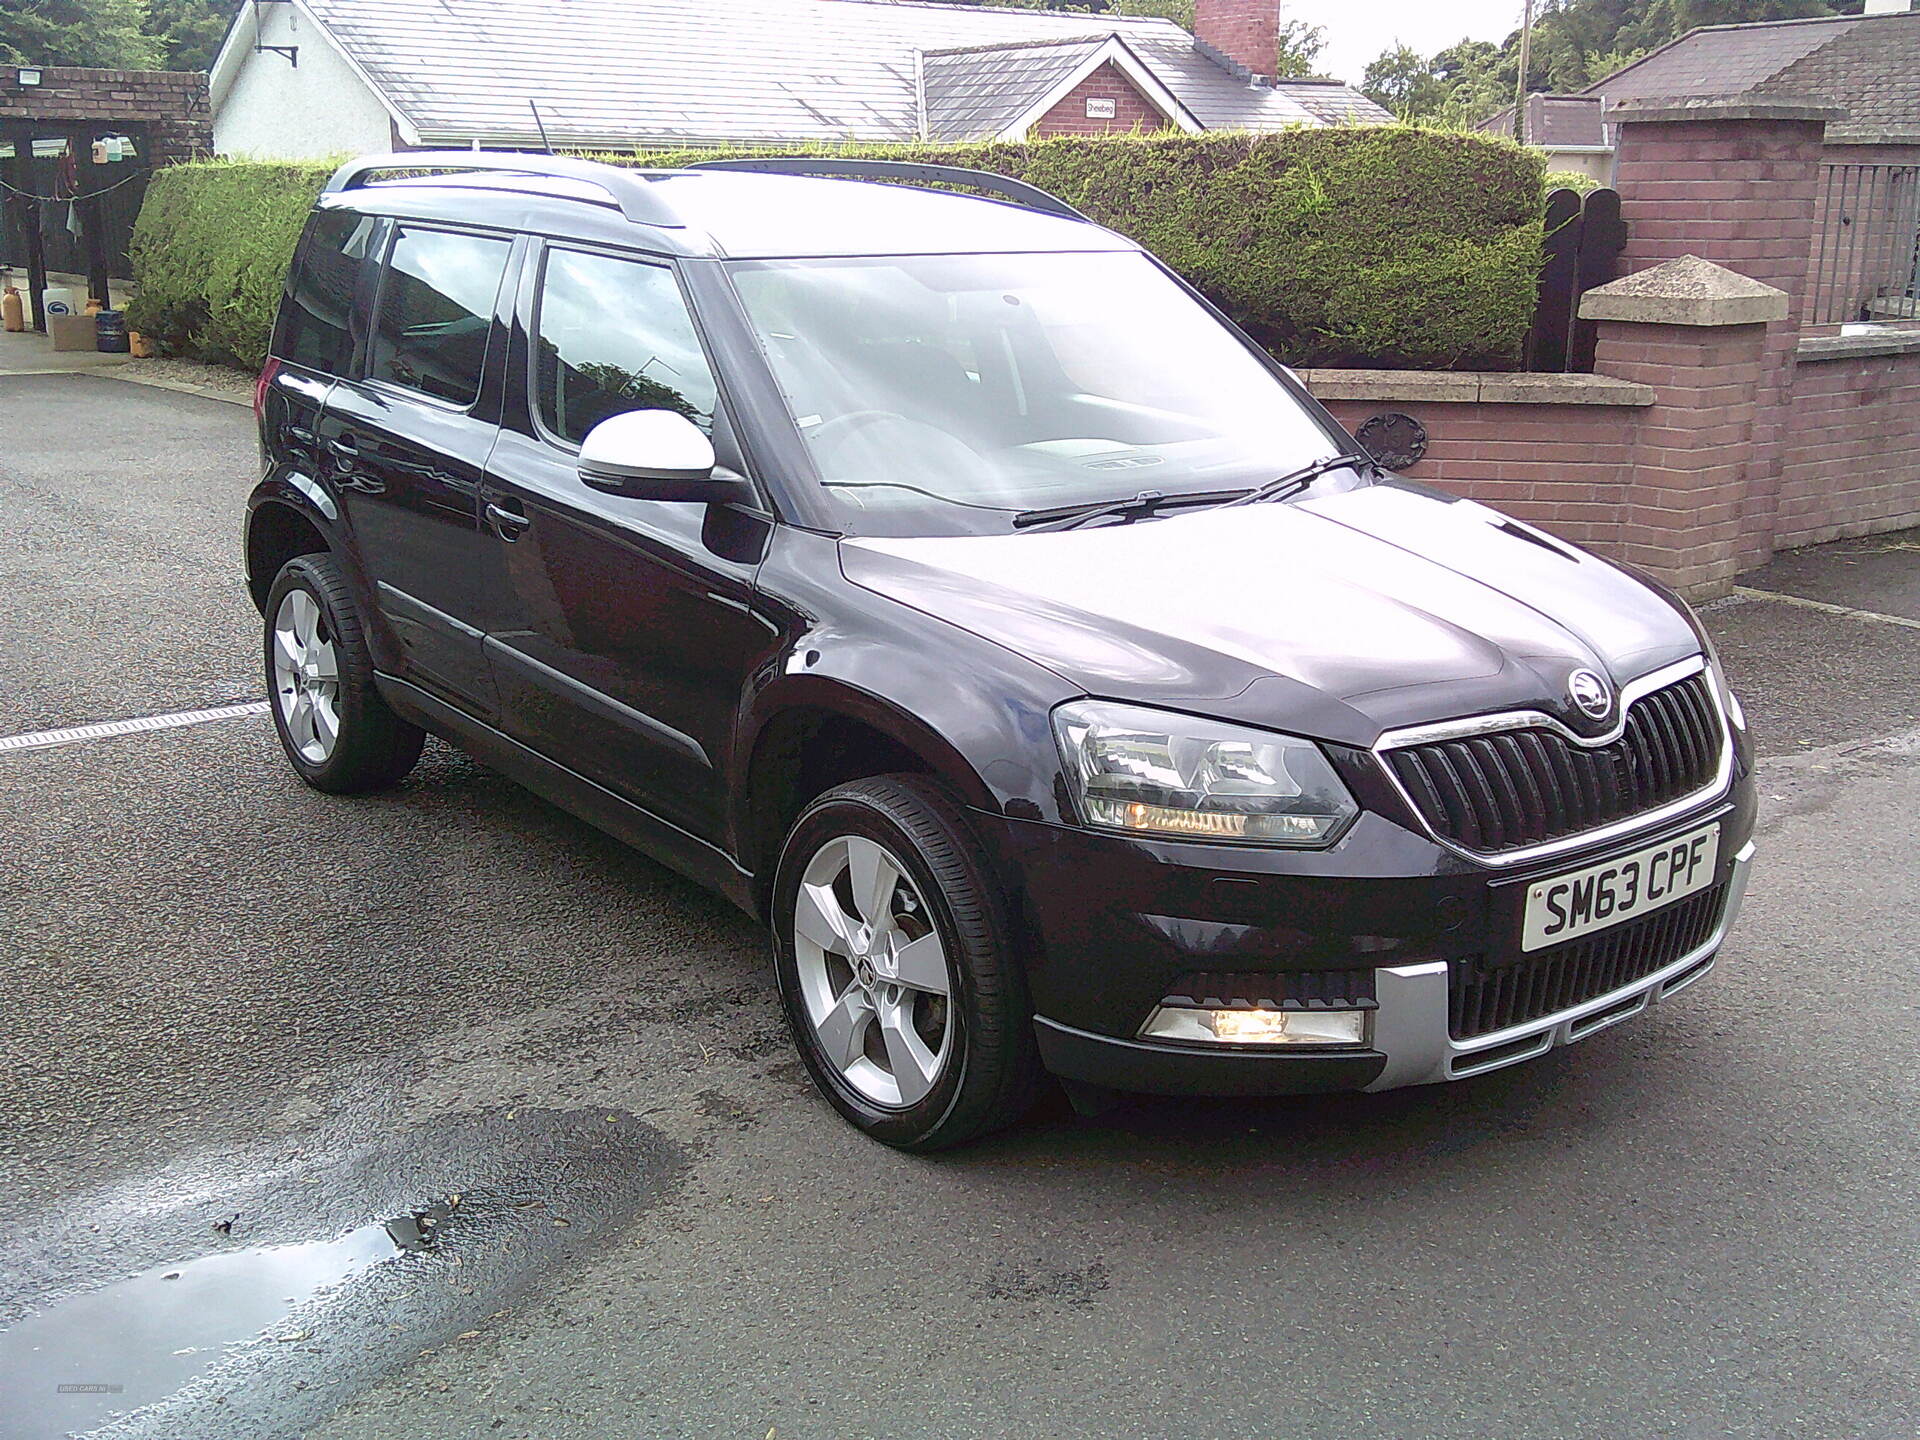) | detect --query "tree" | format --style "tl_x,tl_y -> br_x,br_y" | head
147,0 -> 242,72
1359,0 -> 1850,125
1361,43 -> 1447,117
1274,18 -> 1327,79
0,0 -> 160,69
